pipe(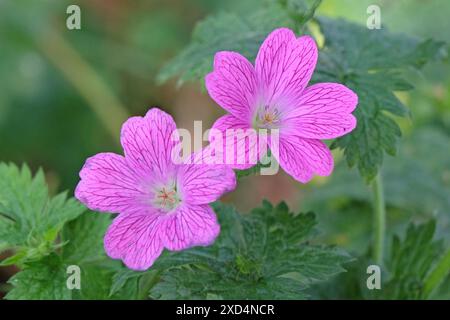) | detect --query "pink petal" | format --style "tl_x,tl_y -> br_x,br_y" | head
75,153 -> 145,213
205,51 -> 258,119
283,83 -> 358,139
255,28 -> 318,106
163,204 -> 220,251
270,134 -> 334,183
104,209 -> 164,270
120,108 -> 179,181
207,114 -> 267,170
177,154 -> 236,205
